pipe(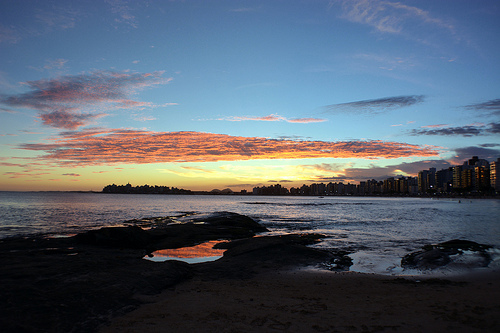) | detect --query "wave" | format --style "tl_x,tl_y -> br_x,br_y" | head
243,202 -> 373,207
